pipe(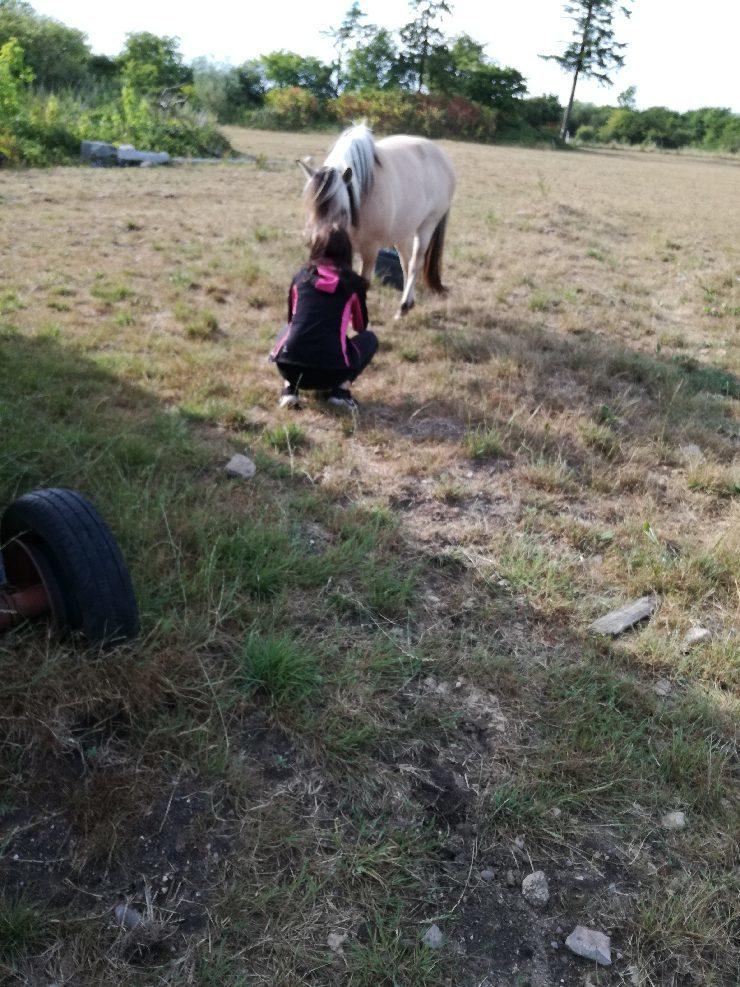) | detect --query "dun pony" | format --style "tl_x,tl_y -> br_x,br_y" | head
299,123 -> 456,318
